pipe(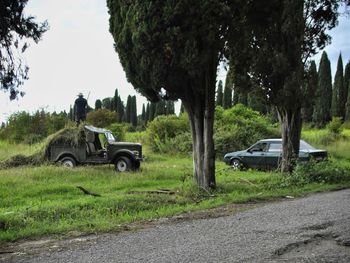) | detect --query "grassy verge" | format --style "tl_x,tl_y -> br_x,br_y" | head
1,150 -> 349,243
